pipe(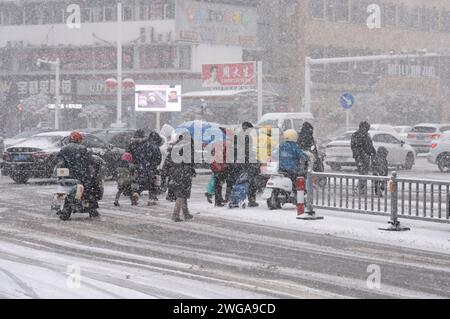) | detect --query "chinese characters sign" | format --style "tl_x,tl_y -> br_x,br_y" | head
175,0 -> 257,47
15,79 -> 73,96
202,62 -> 256,88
